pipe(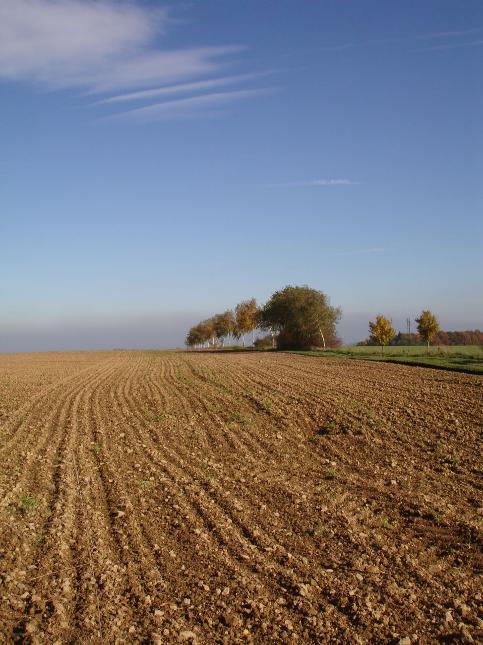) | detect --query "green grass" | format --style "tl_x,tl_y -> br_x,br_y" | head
20,495 -> 37,513
287,345 -> 483,375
